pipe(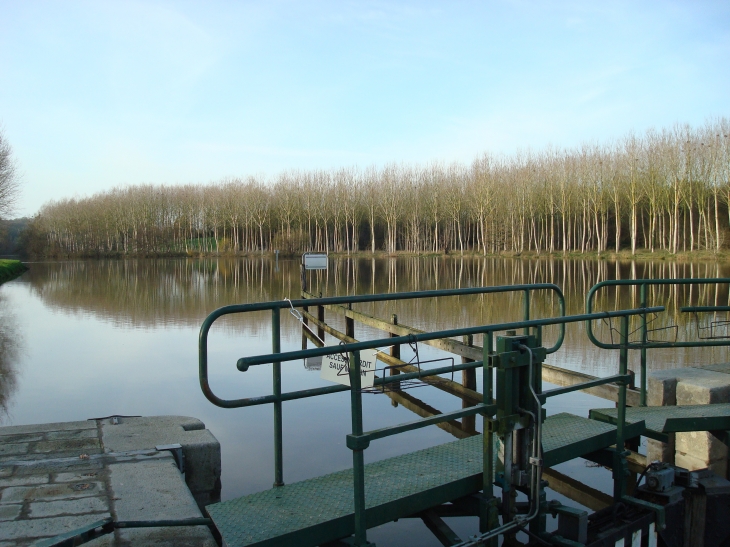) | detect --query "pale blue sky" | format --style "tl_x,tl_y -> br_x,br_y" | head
1,1 -> 728,216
